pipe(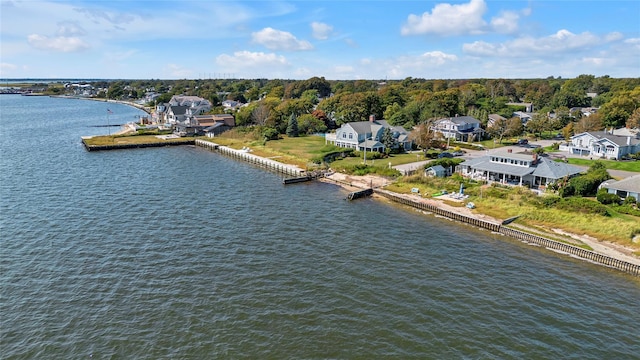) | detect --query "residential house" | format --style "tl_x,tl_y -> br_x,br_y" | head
600,175 -> 640,202
513,111 -> 532,124
487,114 -> 507,128
169,95 -> 211,112
425,165 -> 447,177
194,114 -> 236,137
507,102 -> 534,112
563,131 -> 640,159
431,115 -> 484,142
327,115 -> 412,152
569,107 -> 599,117
166,105 -> 189,124
458,148 -> 583,188
222,100 -> 243,111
